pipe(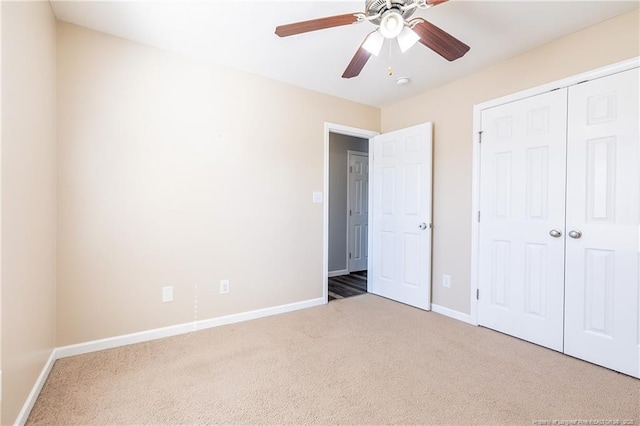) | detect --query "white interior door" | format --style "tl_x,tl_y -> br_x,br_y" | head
348,152 -> 368,272
370,123 -> 432,310
478,89 -> 568,351
564,68 -> 640,377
